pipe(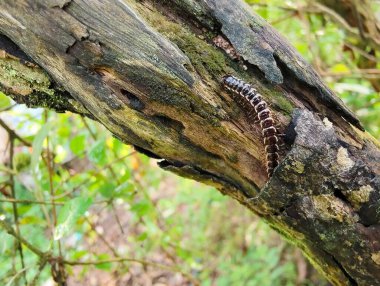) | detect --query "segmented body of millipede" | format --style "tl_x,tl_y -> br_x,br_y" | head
222,75 -> 279,178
